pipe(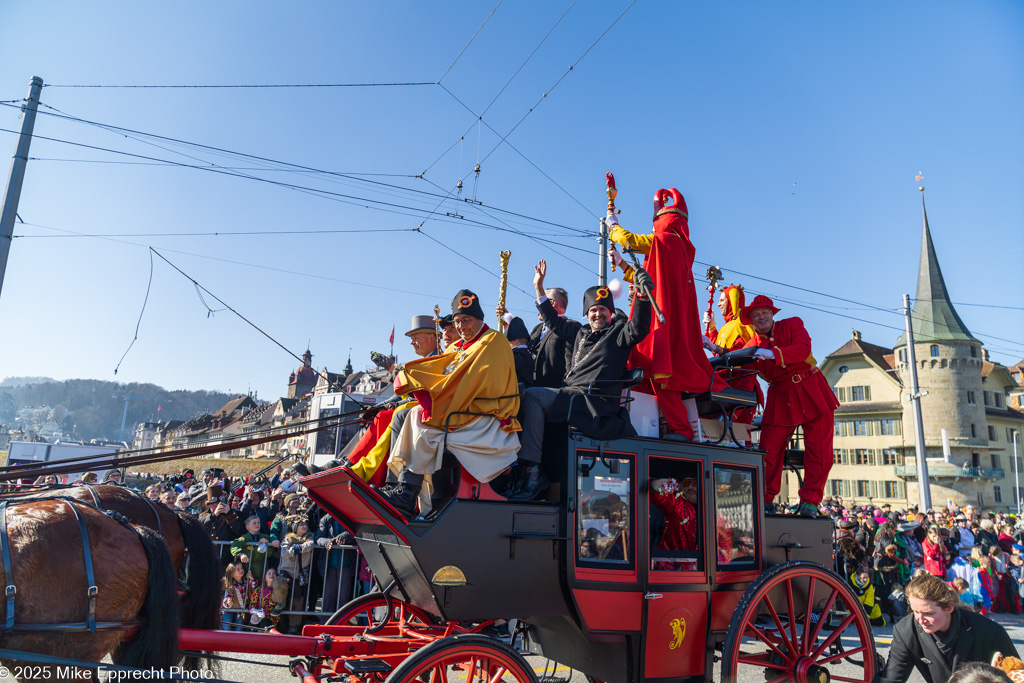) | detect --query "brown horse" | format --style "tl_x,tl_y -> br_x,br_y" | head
1,484 -> 221,636
0,498 -> 180,681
